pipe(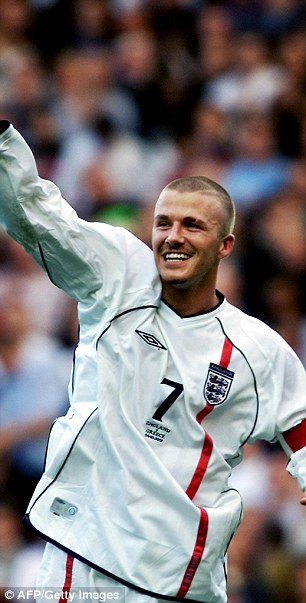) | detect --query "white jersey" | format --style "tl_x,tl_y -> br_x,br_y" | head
1,124 -> 306,603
